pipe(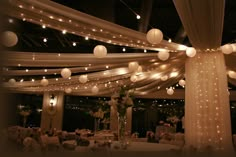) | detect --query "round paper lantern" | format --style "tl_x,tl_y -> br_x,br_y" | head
221,44 -> 233,54
130,75 -> 138,82
93,45 -> 107,58
65,88 -> 72,94
8,78 -> 16,84
40,78 -> 49,86
91,86 -> 99,94
157,50 -> 170,61
186,47 -> 196,57
61,68 -> 71,79
1,31 -> 18,47
232,44 -> 236,52
228,71 -> 236,79
128,62 -> 139,72
167,88 -> 174,95
146,28 -> 163,44
178,79 -> 186,87
79,75 -> 88,83
160,75 -> 168,81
